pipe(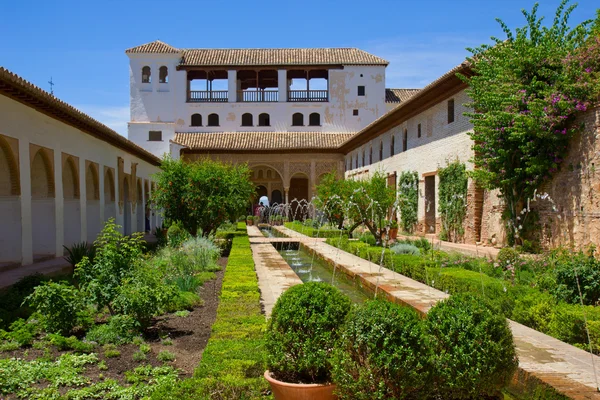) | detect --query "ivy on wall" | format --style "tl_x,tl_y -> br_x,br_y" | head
397,171 -> 419,233
438,161 -> 468,242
